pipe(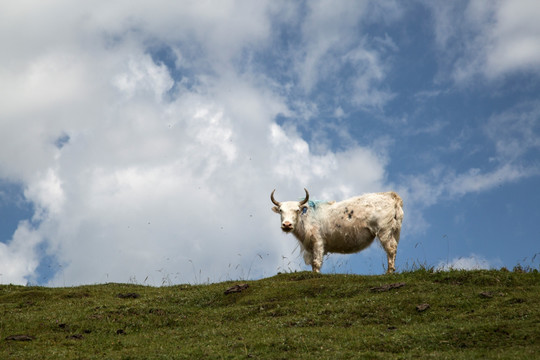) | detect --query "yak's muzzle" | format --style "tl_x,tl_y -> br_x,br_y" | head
281,221 -> 293,232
